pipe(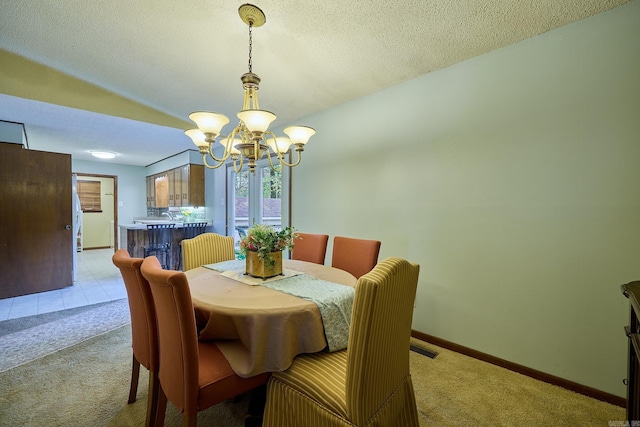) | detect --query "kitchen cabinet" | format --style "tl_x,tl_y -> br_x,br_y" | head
168,169 -> 176,207
181,164 -> 205,207
146,176 -> 155,207
146,164 -> 204,208
171,168 -> 182,207
154,174 -> 169,208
